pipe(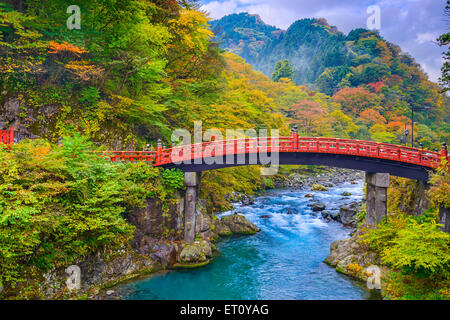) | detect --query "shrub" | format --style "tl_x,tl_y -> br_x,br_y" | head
362,214 -> 450,278
0,135 -> 184,291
